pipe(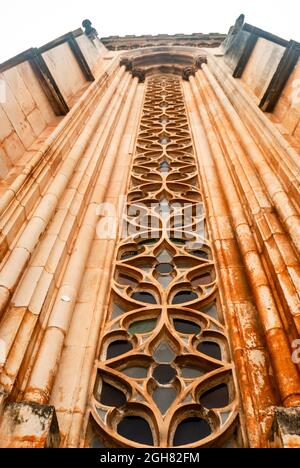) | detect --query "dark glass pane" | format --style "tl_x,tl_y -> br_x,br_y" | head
107,340 -> 133,359
192,273 -> 213,287
156,263 -> 174,274
160,117 -> 169,125
160,199 -> 169,216
129,319 -> 157,335
117,416 -> 154,446
156,249 -> 173,263
173,418 -> 211,446
157,275 -> 173,288
181,366 -> 205,379
153,365 -> 177,384
172,291 -> 198,304
200,384 -> 230,409
153,387 -> 177,414
160,161 -> 169,173
139,238 -> 160,246
100,381 -> 126,407
121,250 -> 138,260
111,303 -> 126,320
219,430 -> 239,448
160,137 -> 170,145
122,366 -> 148,379
197,341 -> 222,361
173,319 -> 201,335
190,250 -> 209,260
170,237 -> 186,245
132,292 -> 157,304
